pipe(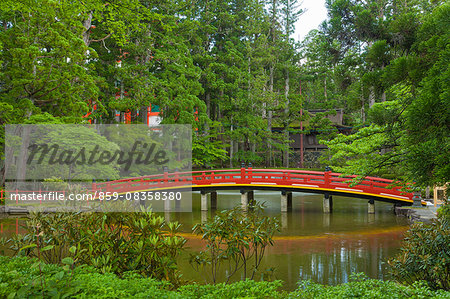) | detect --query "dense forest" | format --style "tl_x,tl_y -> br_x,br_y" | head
0,0 -> 448,188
